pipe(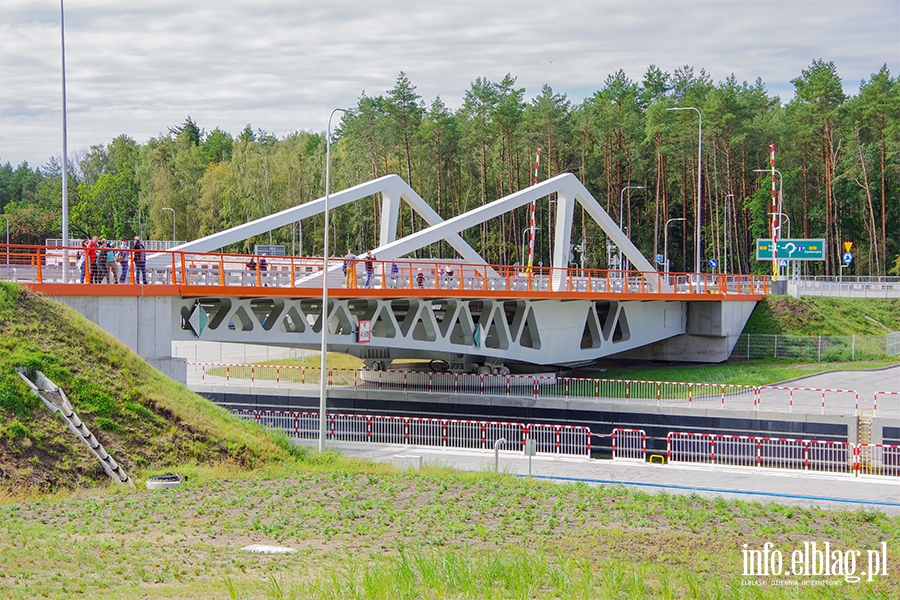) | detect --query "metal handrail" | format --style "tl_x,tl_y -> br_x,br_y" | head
0,243 -> 769,299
